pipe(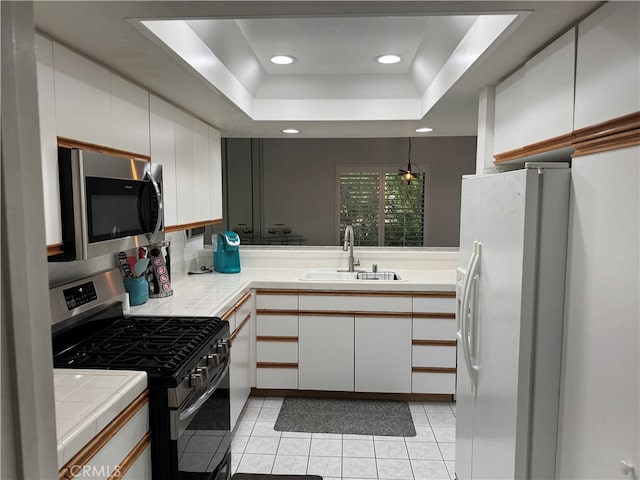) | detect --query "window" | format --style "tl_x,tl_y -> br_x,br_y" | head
338,166 -> 426,246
